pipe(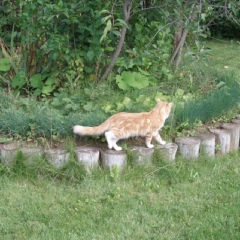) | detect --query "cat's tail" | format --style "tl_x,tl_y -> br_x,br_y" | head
73,121 -> 109,136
